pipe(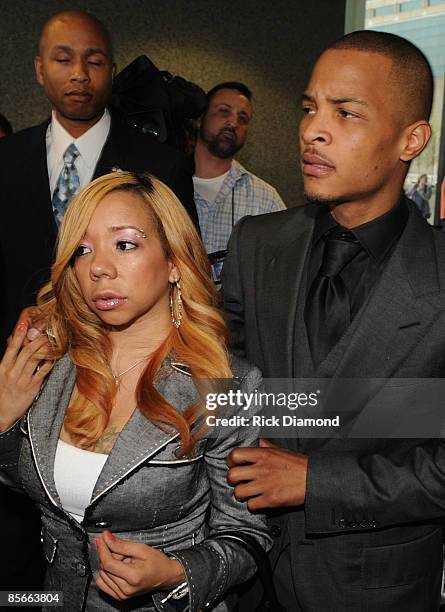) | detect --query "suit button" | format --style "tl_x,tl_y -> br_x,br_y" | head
338,518 -> 346,528
95,520 -> 111,528
71,561 -> 87,576
270,525 -> 282,538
